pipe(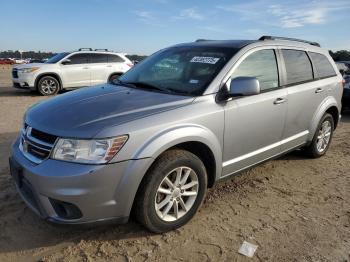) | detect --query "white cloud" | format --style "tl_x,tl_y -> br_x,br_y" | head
175,8 -> 204,20
217,0 -> 350,28
133,10 -> 165,27
134,11 -> 153,20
